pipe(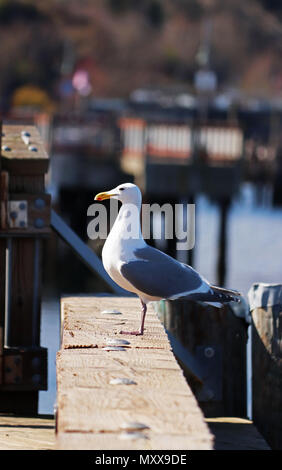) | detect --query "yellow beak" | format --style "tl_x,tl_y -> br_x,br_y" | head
94,191 -> 117,201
